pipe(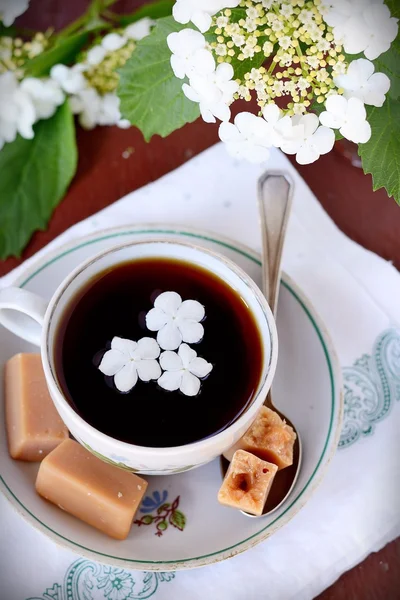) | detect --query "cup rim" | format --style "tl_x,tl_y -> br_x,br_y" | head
41,238 -> 278,457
